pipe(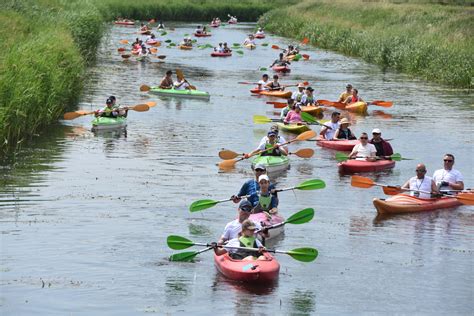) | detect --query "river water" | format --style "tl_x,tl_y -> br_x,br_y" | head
1,22 -> 473,315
